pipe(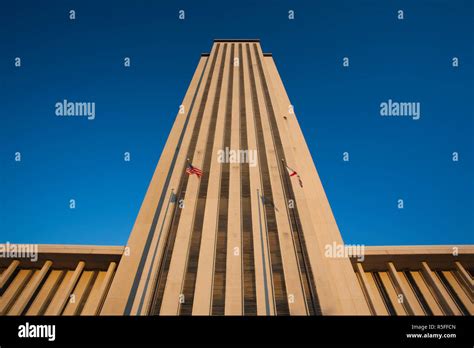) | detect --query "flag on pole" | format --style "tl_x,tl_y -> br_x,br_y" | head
285,164 -> 303,187
186,159 -> 202,178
